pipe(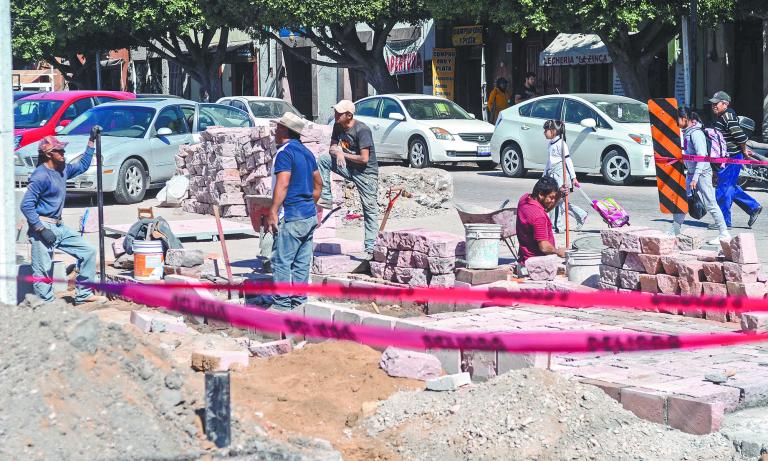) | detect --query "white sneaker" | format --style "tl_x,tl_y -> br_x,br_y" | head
707,237 -> 721,245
